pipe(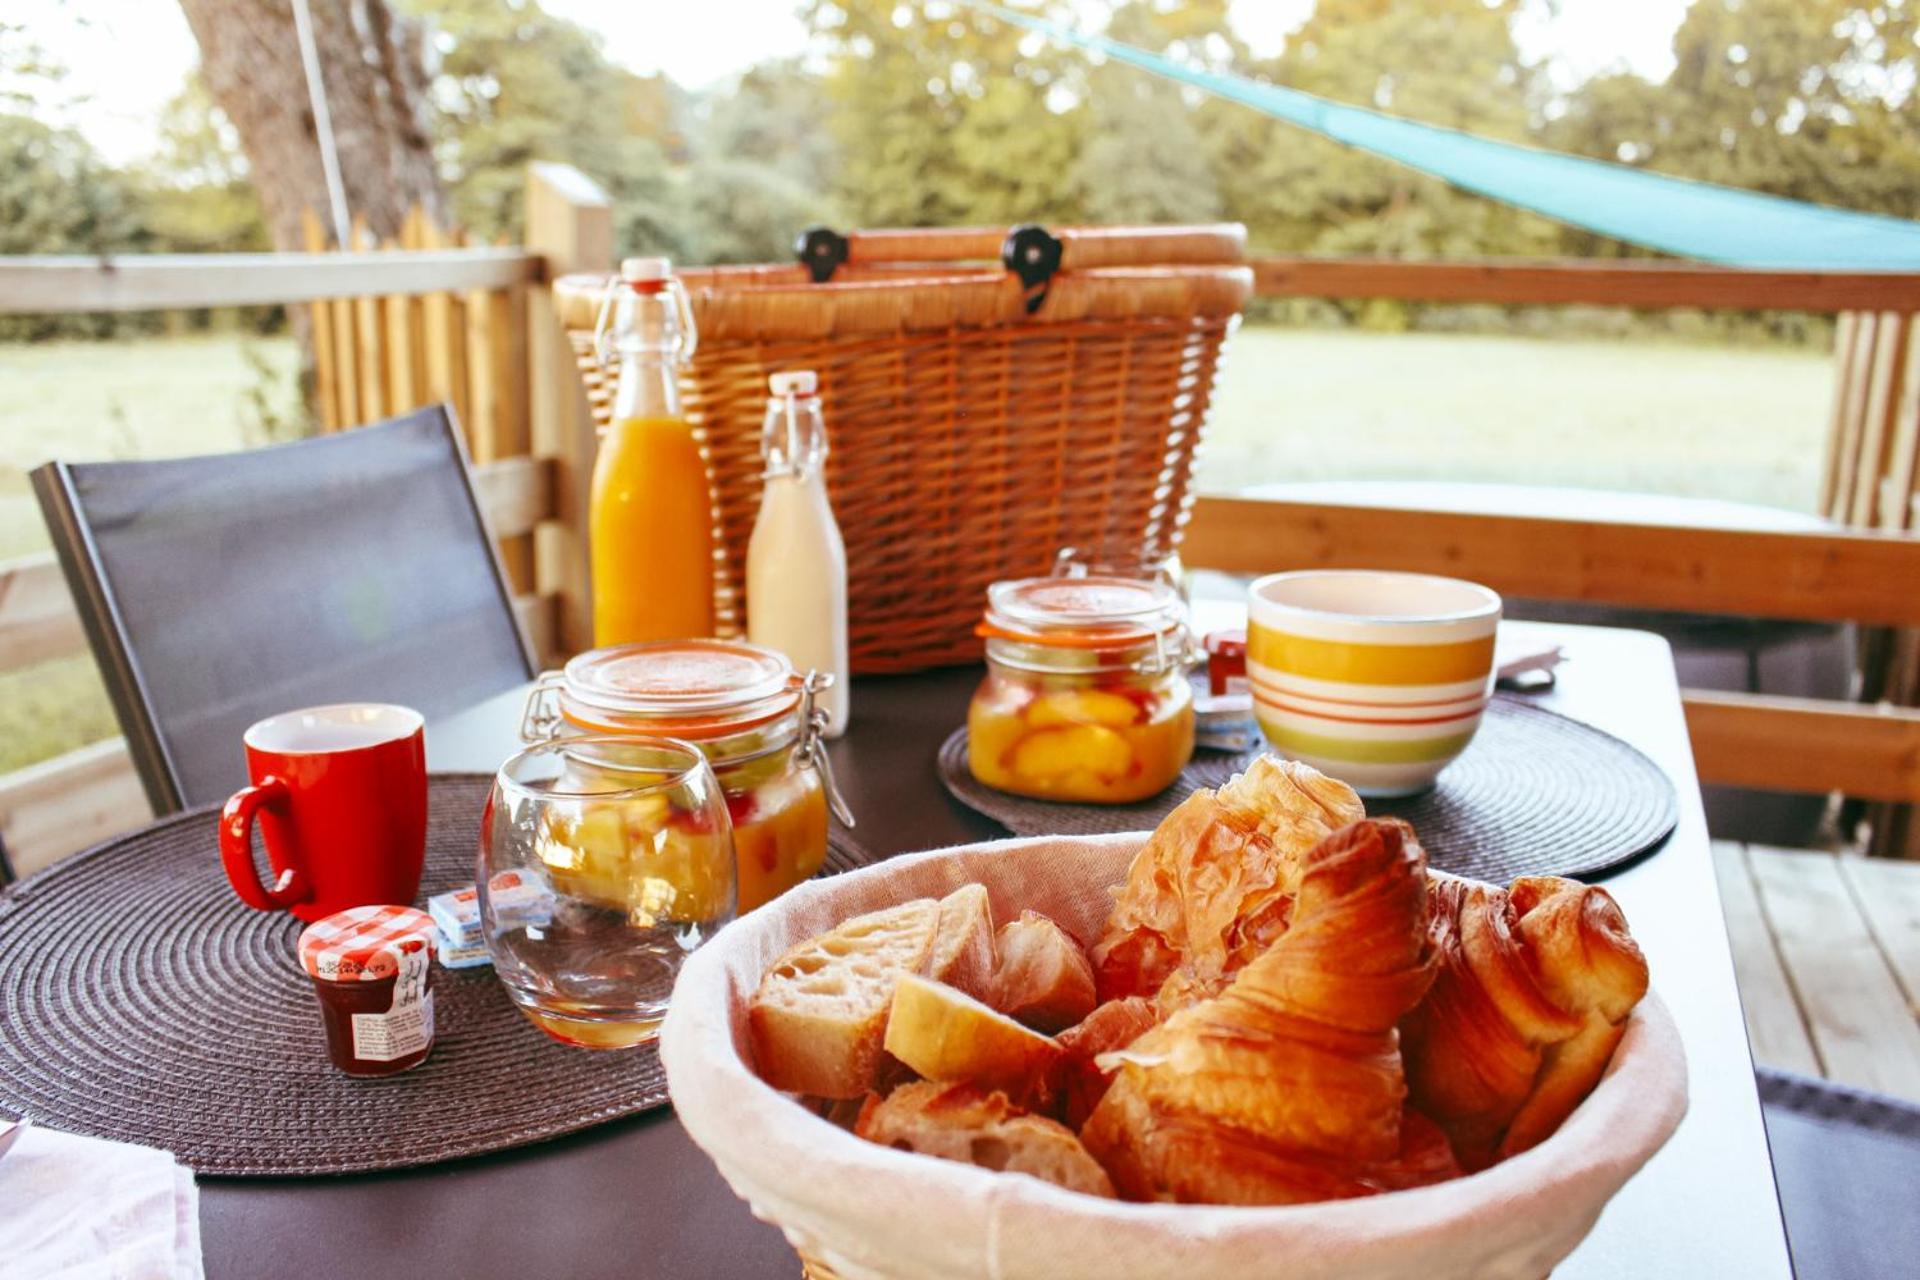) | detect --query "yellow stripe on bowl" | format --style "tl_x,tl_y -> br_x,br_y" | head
1248,626 -> 1496,688
1254,719 -> 1480,765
